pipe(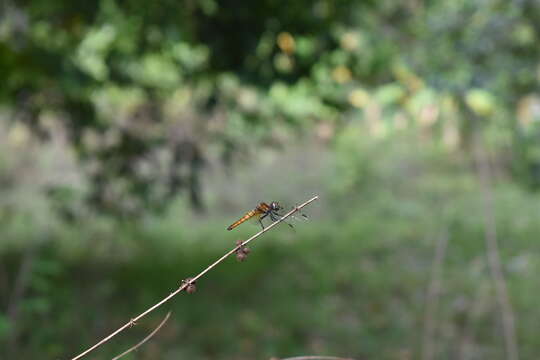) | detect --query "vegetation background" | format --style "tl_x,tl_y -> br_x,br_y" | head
2,0 -> 540,359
